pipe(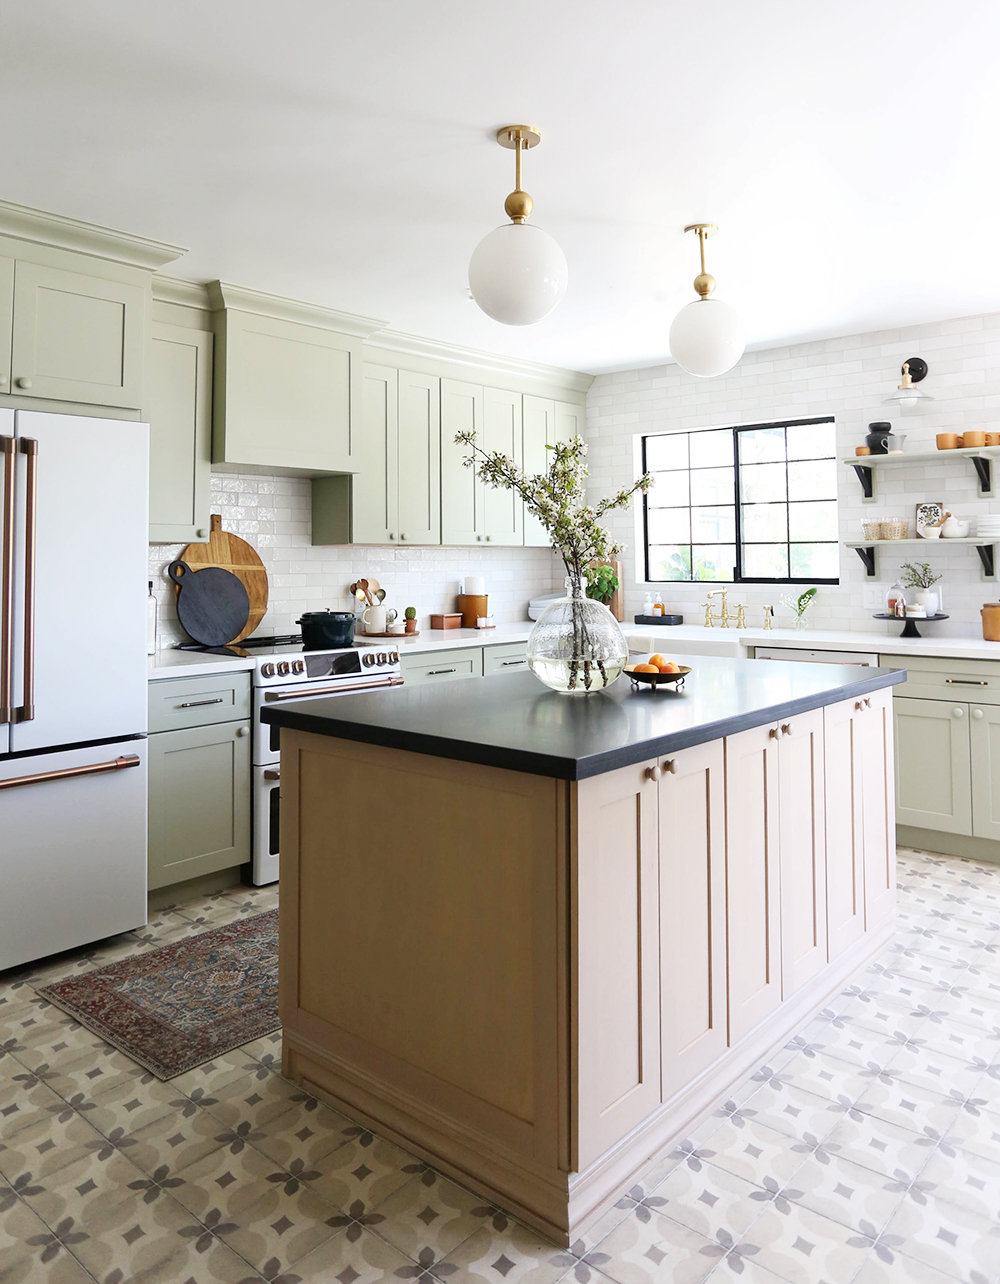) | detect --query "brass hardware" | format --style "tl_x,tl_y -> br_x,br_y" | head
946,678 -> 988,685
781,723 -> 793,736
14,439 -> 37,723
855,701 -> 865,712
0,436 -> 14,724
500,659 -> 525,666
263,677 -> 402,702
763,605 -> 774,630
706,588 -> 732,628
264,768 -> 280,781
495,125 -> 542,225
178,697 -> 224,709
736,603 -> 747,629
768,727 -> 780,739
428,668 -> 457,676
863,698 -> 871,708
645,764 -> 662,782
0,753 -> 141,791
684,223 -> 719,299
